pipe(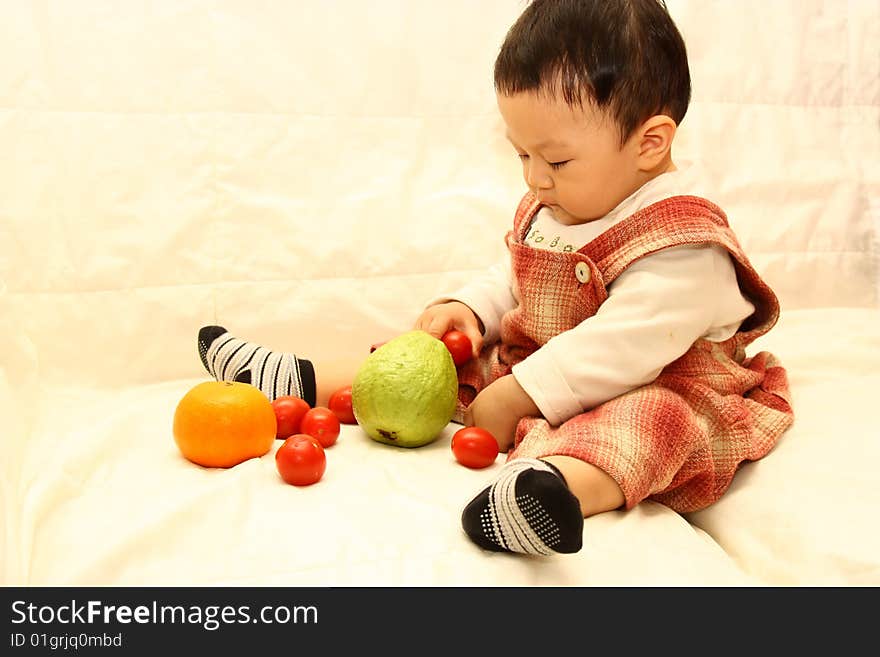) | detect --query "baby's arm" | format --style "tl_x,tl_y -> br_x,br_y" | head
512,244 -> 749,426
